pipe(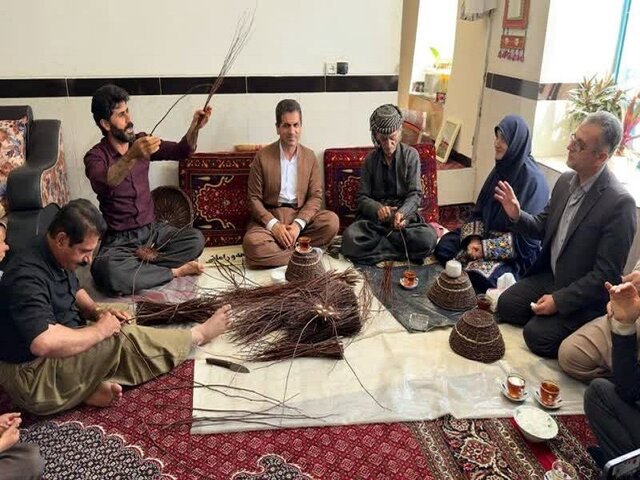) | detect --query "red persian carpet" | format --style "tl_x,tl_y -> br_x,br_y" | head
3,361 -> 601,479
179,152 -> 255,247
438,204 -> 475,232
